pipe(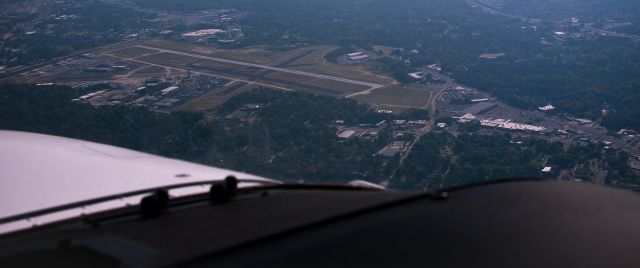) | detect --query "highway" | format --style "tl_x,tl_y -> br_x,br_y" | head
134,45 -> 385,89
